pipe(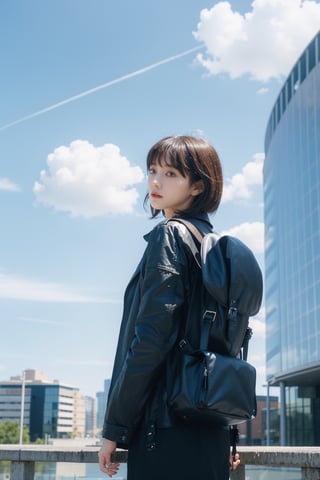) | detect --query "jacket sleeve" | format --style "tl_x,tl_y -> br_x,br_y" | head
102,223 -> 189,445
